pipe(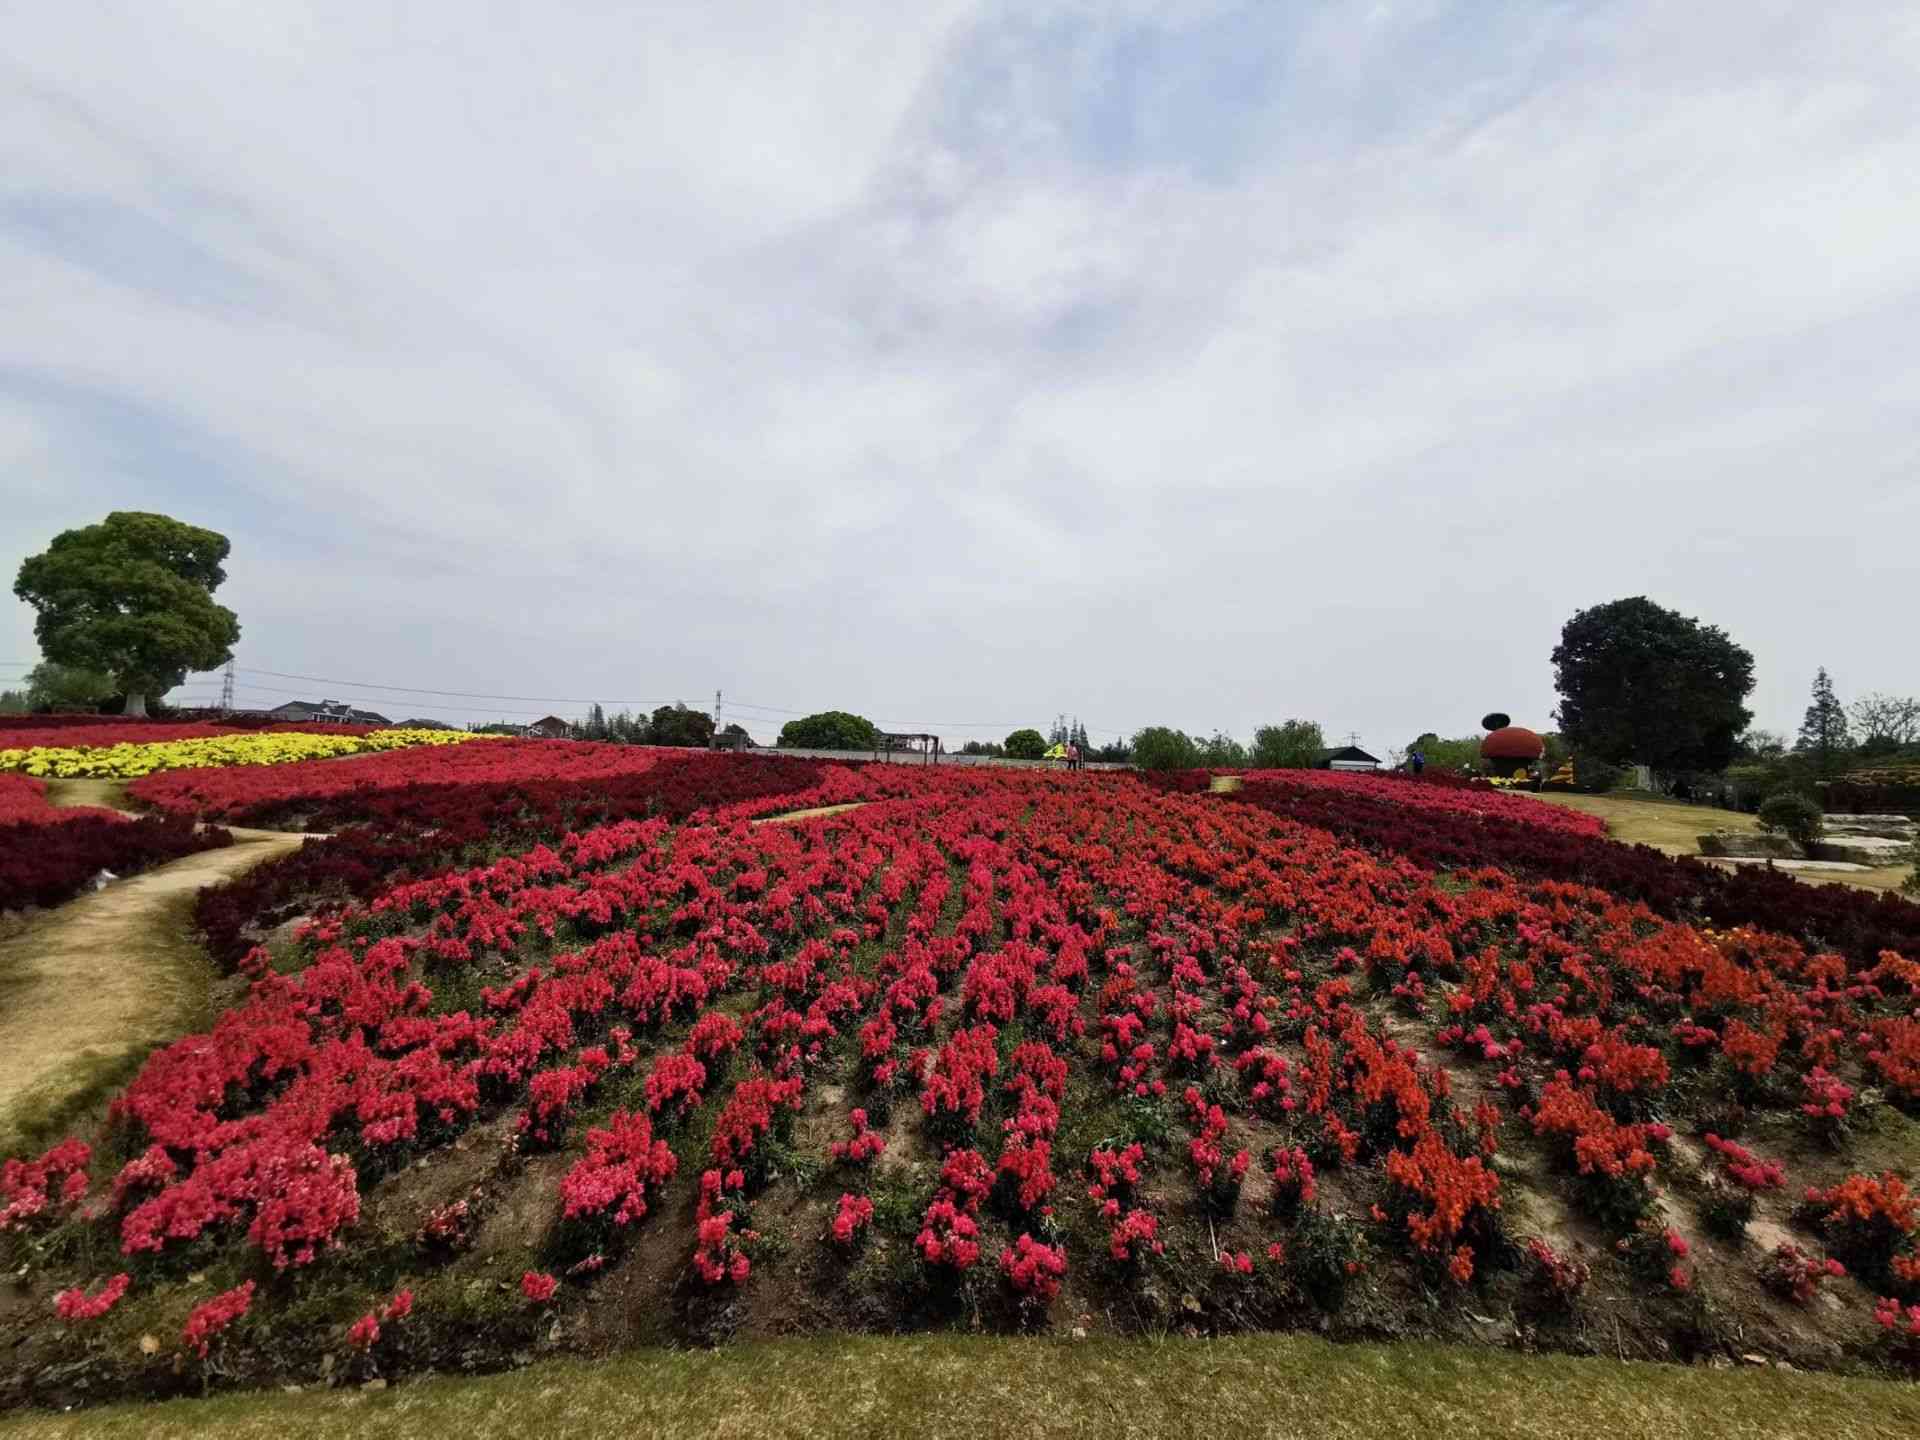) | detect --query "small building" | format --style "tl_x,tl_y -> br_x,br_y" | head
1316,745 -> 1382,772
525,715 -> 572,739
268,699 -> 393,726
